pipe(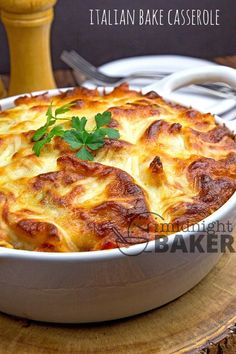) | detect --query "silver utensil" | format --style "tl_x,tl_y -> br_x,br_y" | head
61,50 -> 236,100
